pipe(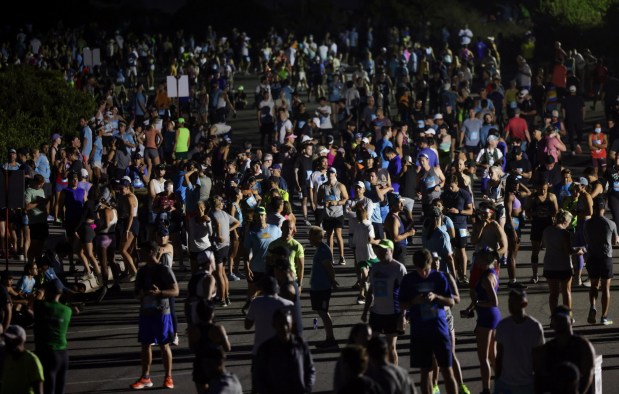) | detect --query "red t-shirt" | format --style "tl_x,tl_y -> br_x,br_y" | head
505,117 -> 528,141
